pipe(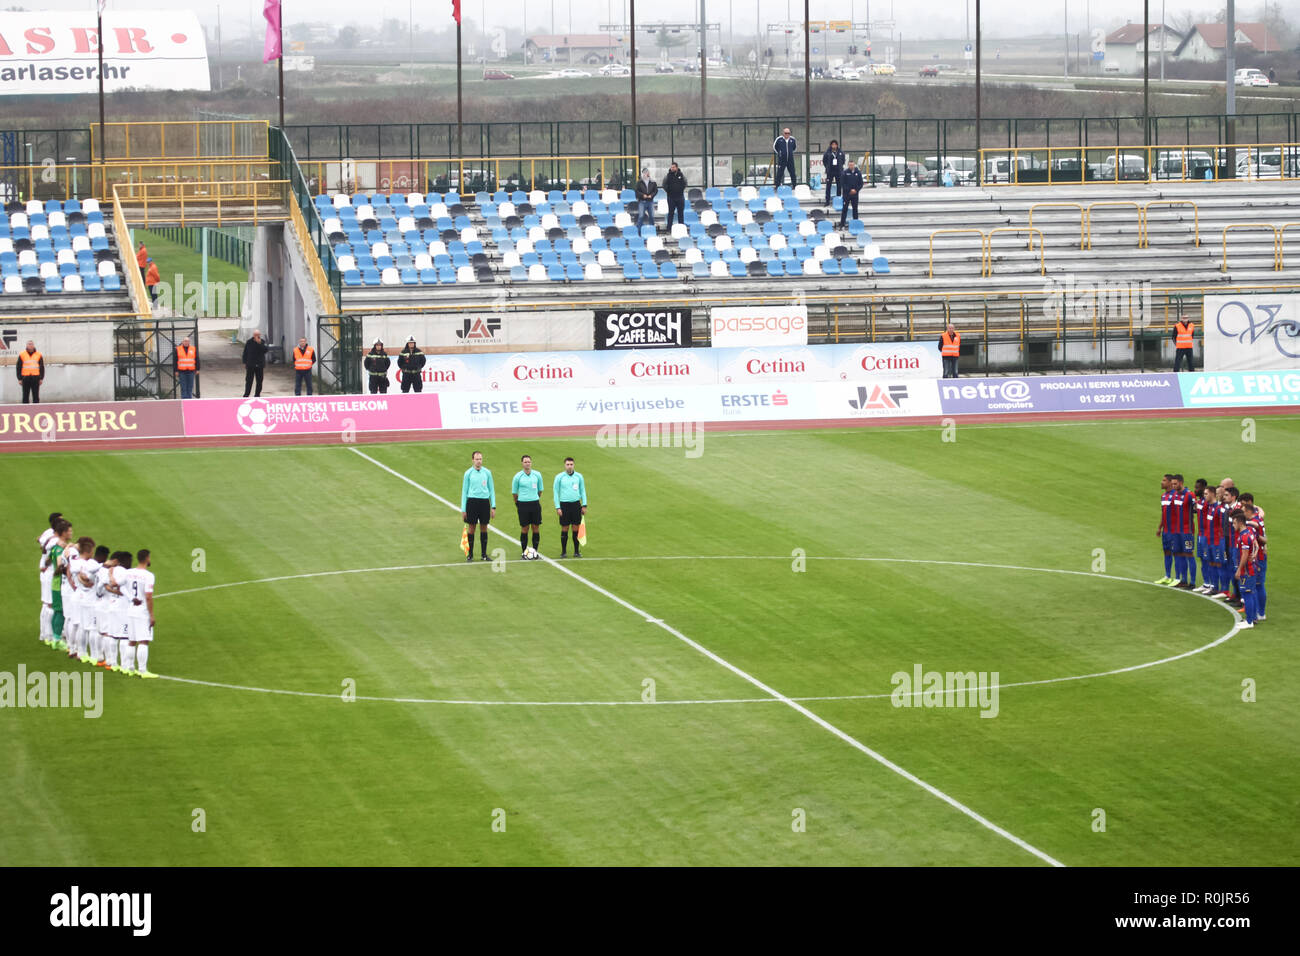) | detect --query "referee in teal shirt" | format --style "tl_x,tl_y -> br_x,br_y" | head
512,454 -> 544,558
553,456 -> 587,558
461,450 -> 496,561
